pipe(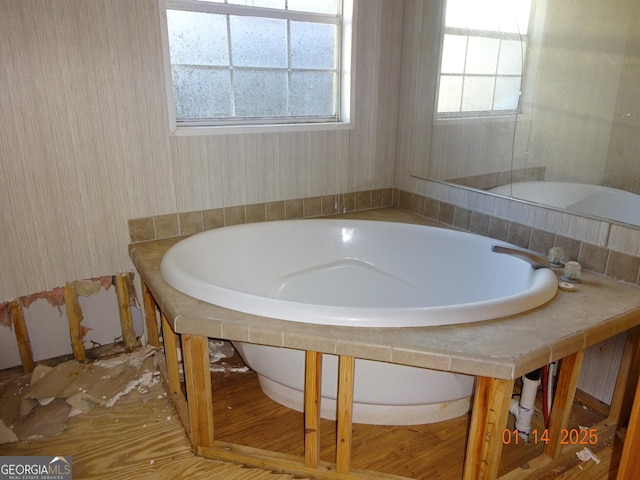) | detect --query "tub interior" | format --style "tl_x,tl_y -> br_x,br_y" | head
160,219 -> 558,326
